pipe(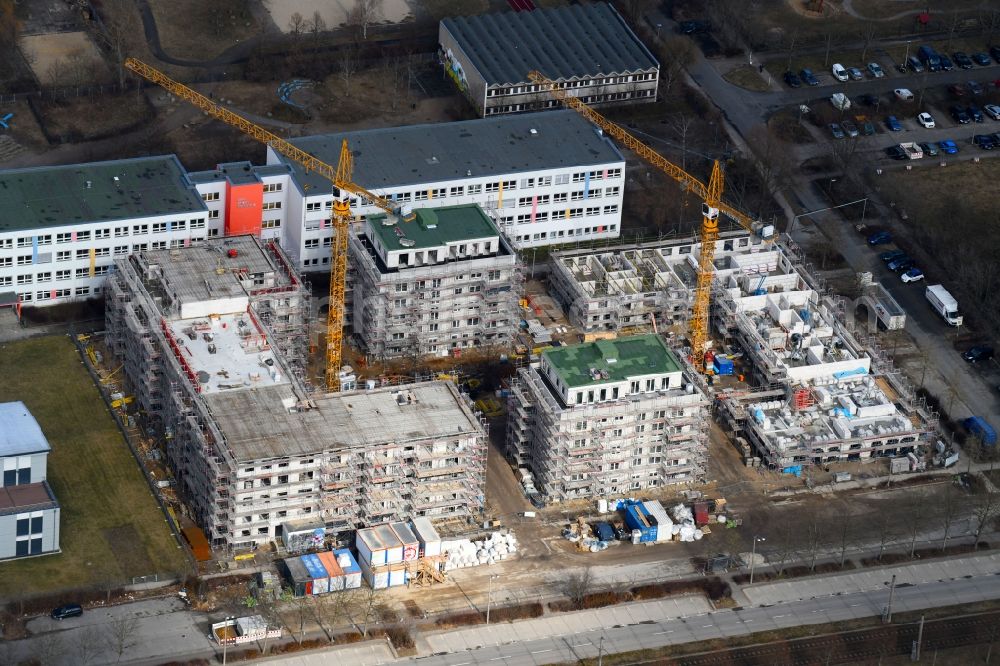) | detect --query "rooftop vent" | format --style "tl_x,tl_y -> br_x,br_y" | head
85,180 -> 92,189
426,156 -> 439,165
529,128 -> 538,135
399,238 -> 416,247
